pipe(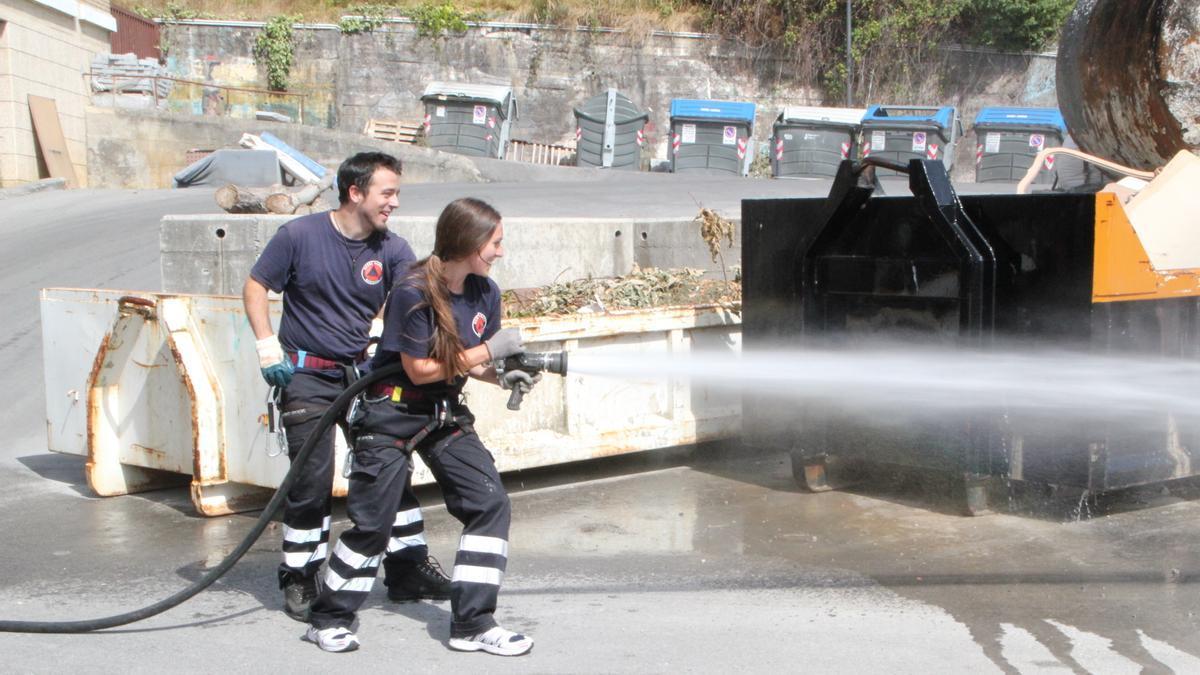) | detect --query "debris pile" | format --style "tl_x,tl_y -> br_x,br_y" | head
504,266 -> 740,319
89,53 -> 172,98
